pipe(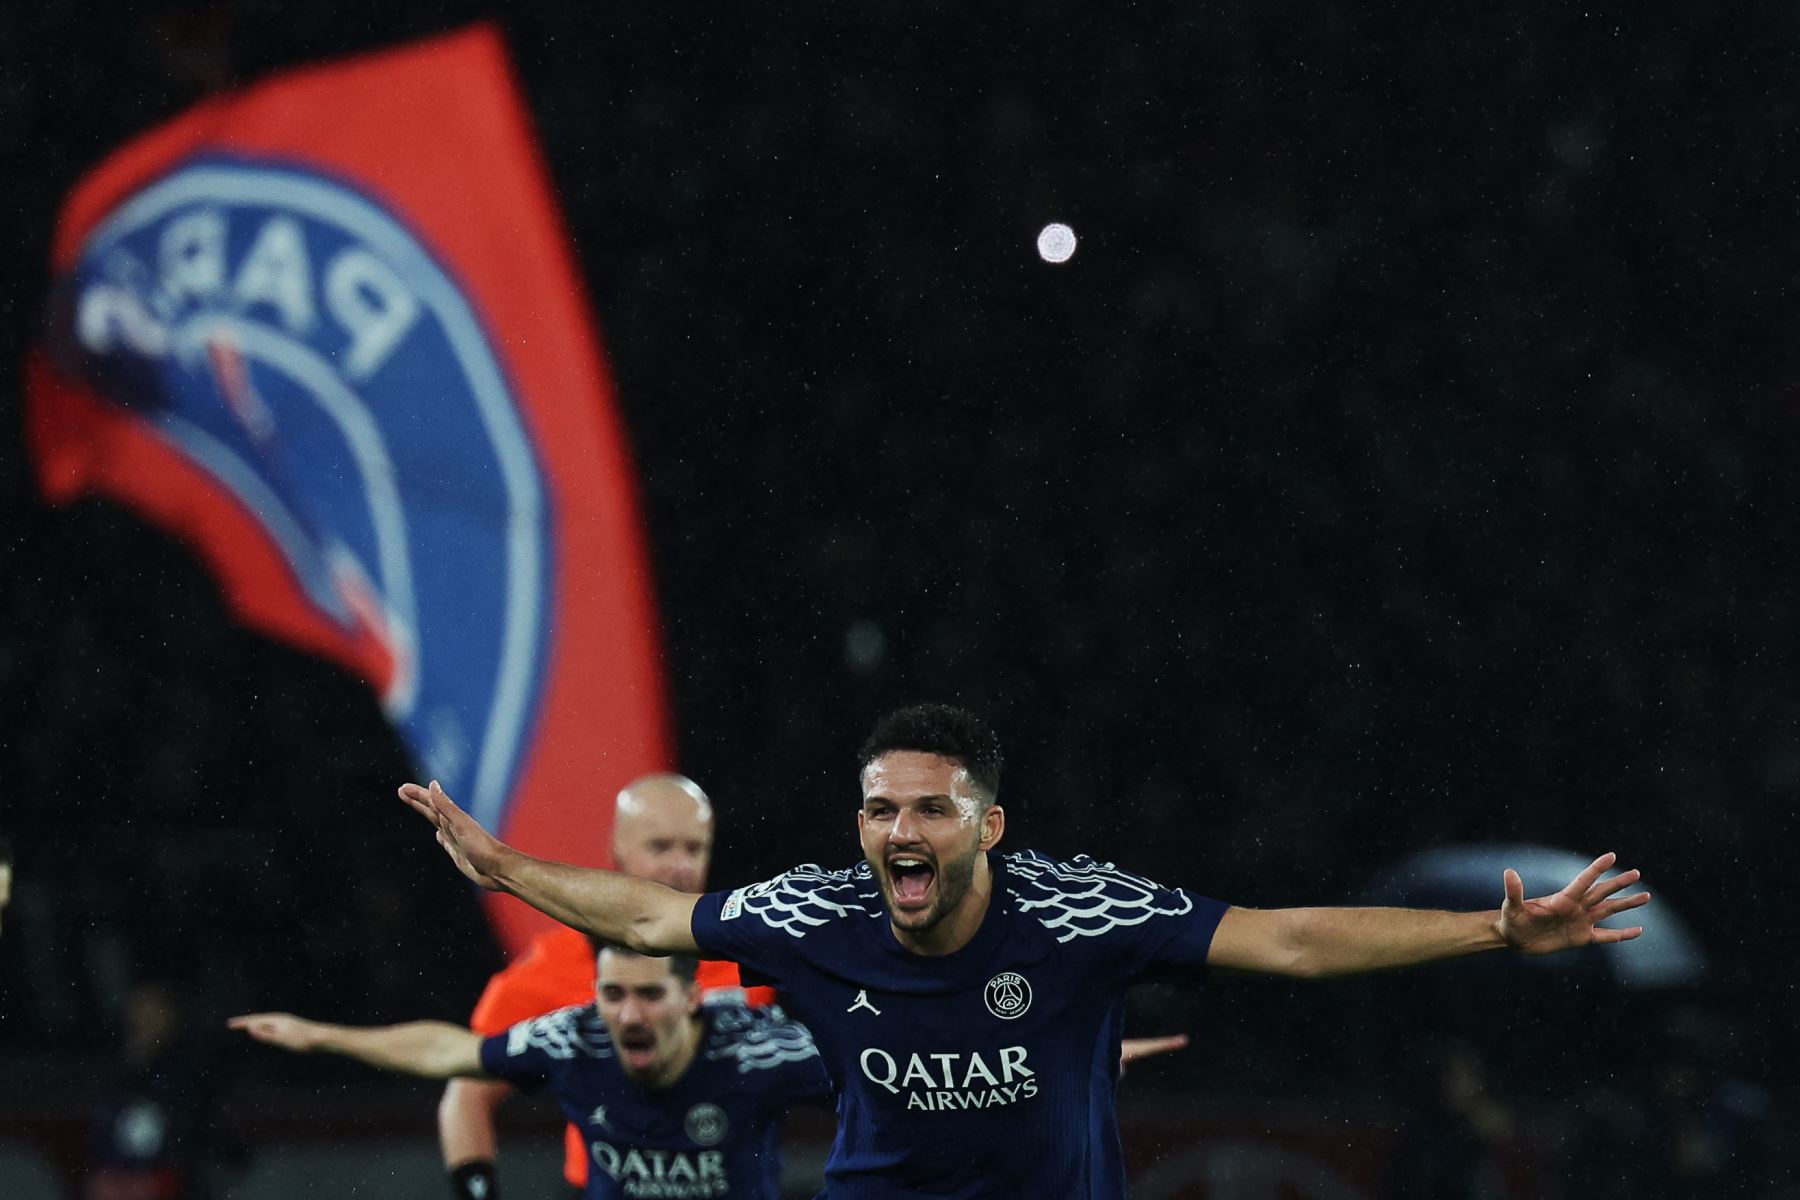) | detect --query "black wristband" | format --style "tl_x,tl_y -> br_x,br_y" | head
450,1161 -> 500,1200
